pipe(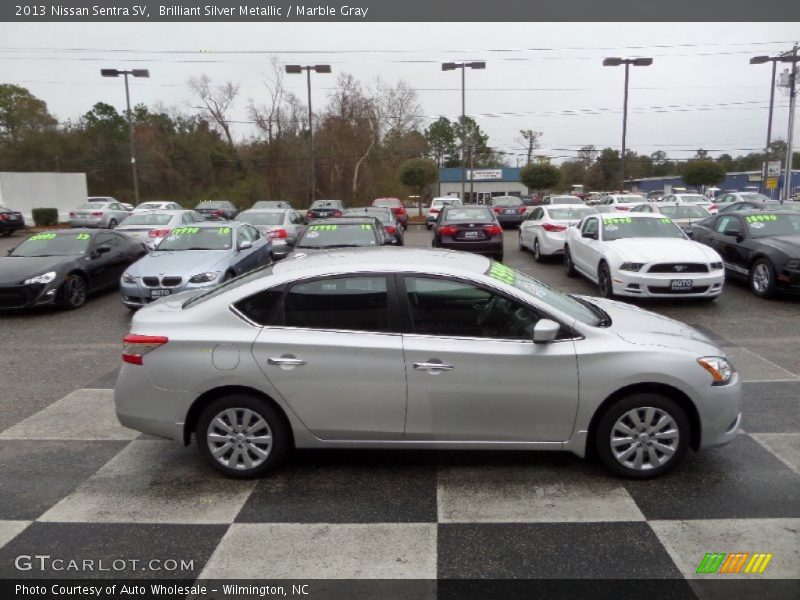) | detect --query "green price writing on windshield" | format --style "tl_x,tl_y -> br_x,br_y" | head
660,218 -> 671,224
745,215 -> 778,223
488,262 -> 516,285
309,224 -> 338,231
75,233 -> 91,240
360,224 -> 372,230
218,227 -> 231,234
603,217 -> 632,224
29,233 -> 57,241
171,227 -> 200,235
